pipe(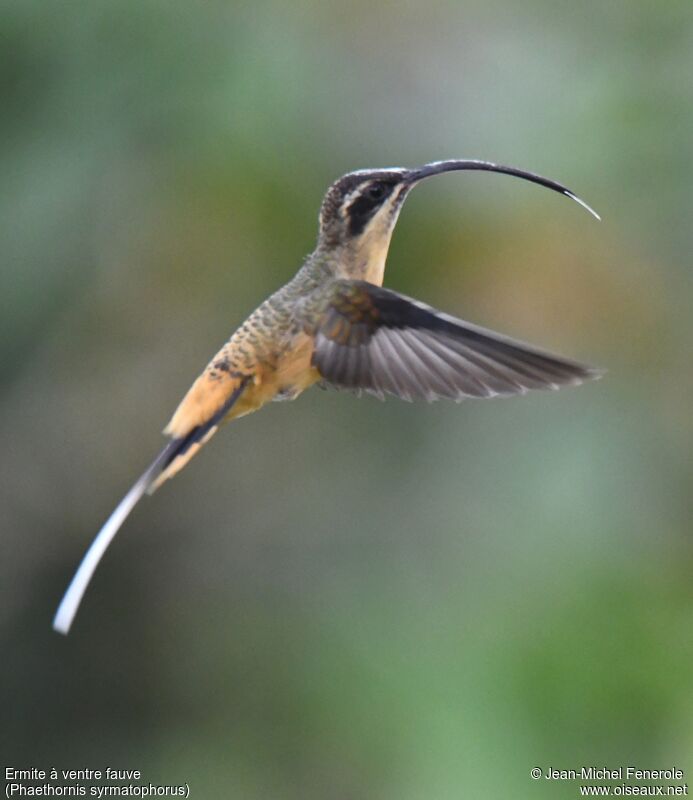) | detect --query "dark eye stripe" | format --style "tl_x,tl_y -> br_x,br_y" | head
347,182 -> 395,235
